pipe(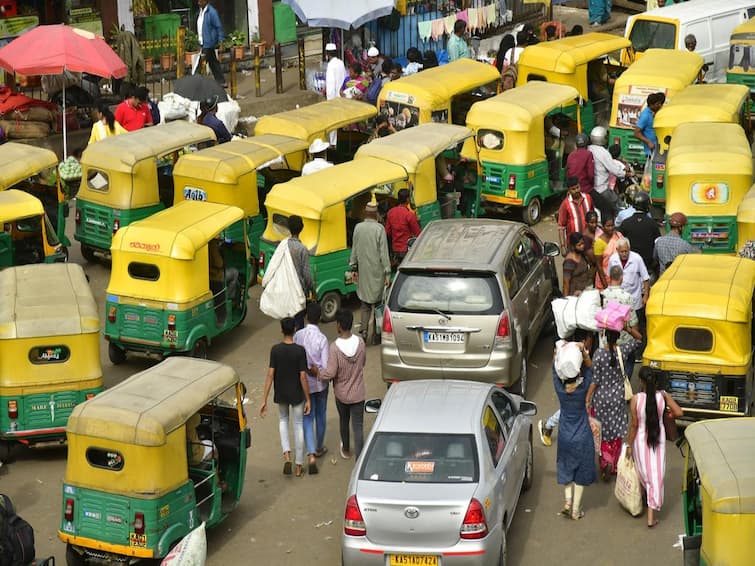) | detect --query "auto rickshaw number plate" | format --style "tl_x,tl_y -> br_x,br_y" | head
719,396 -> 739,412
129,533 -> 147,547
505,190 -> 518,198
163,329 -> 178,342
